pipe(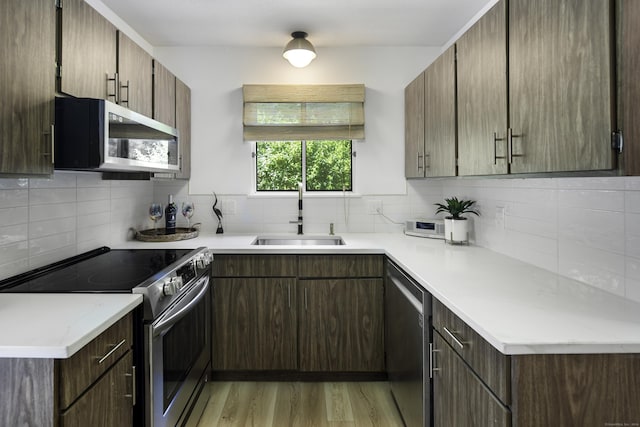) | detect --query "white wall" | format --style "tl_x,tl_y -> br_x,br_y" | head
153,46 -> 439,196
